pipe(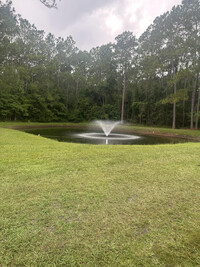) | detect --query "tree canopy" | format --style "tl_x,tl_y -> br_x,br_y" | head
0,0 -> 200,128
40,0 -> 58,8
